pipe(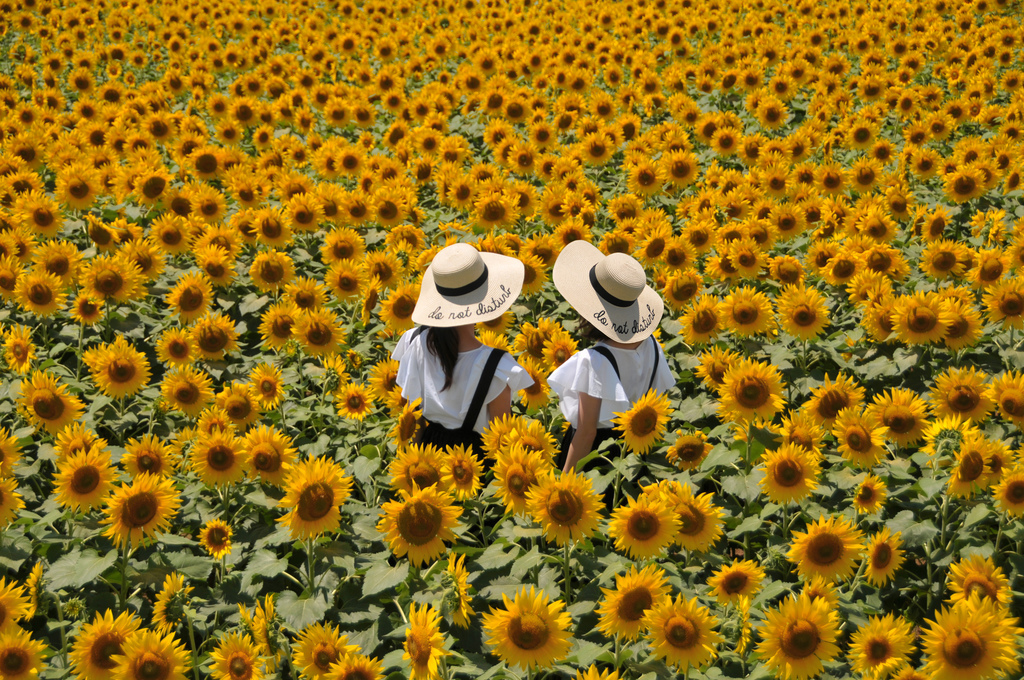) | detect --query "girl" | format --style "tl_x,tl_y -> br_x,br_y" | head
548,241 -> 675,474
392,243 -> 534,456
